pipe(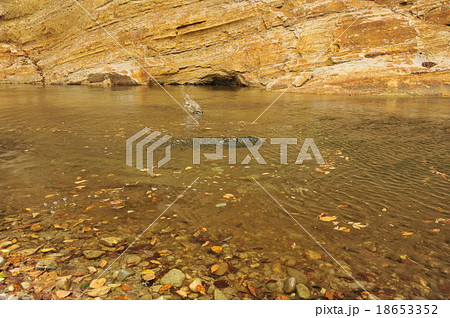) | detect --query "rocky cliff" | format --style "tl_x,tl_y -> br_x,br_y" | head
0,0 -> 449,95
